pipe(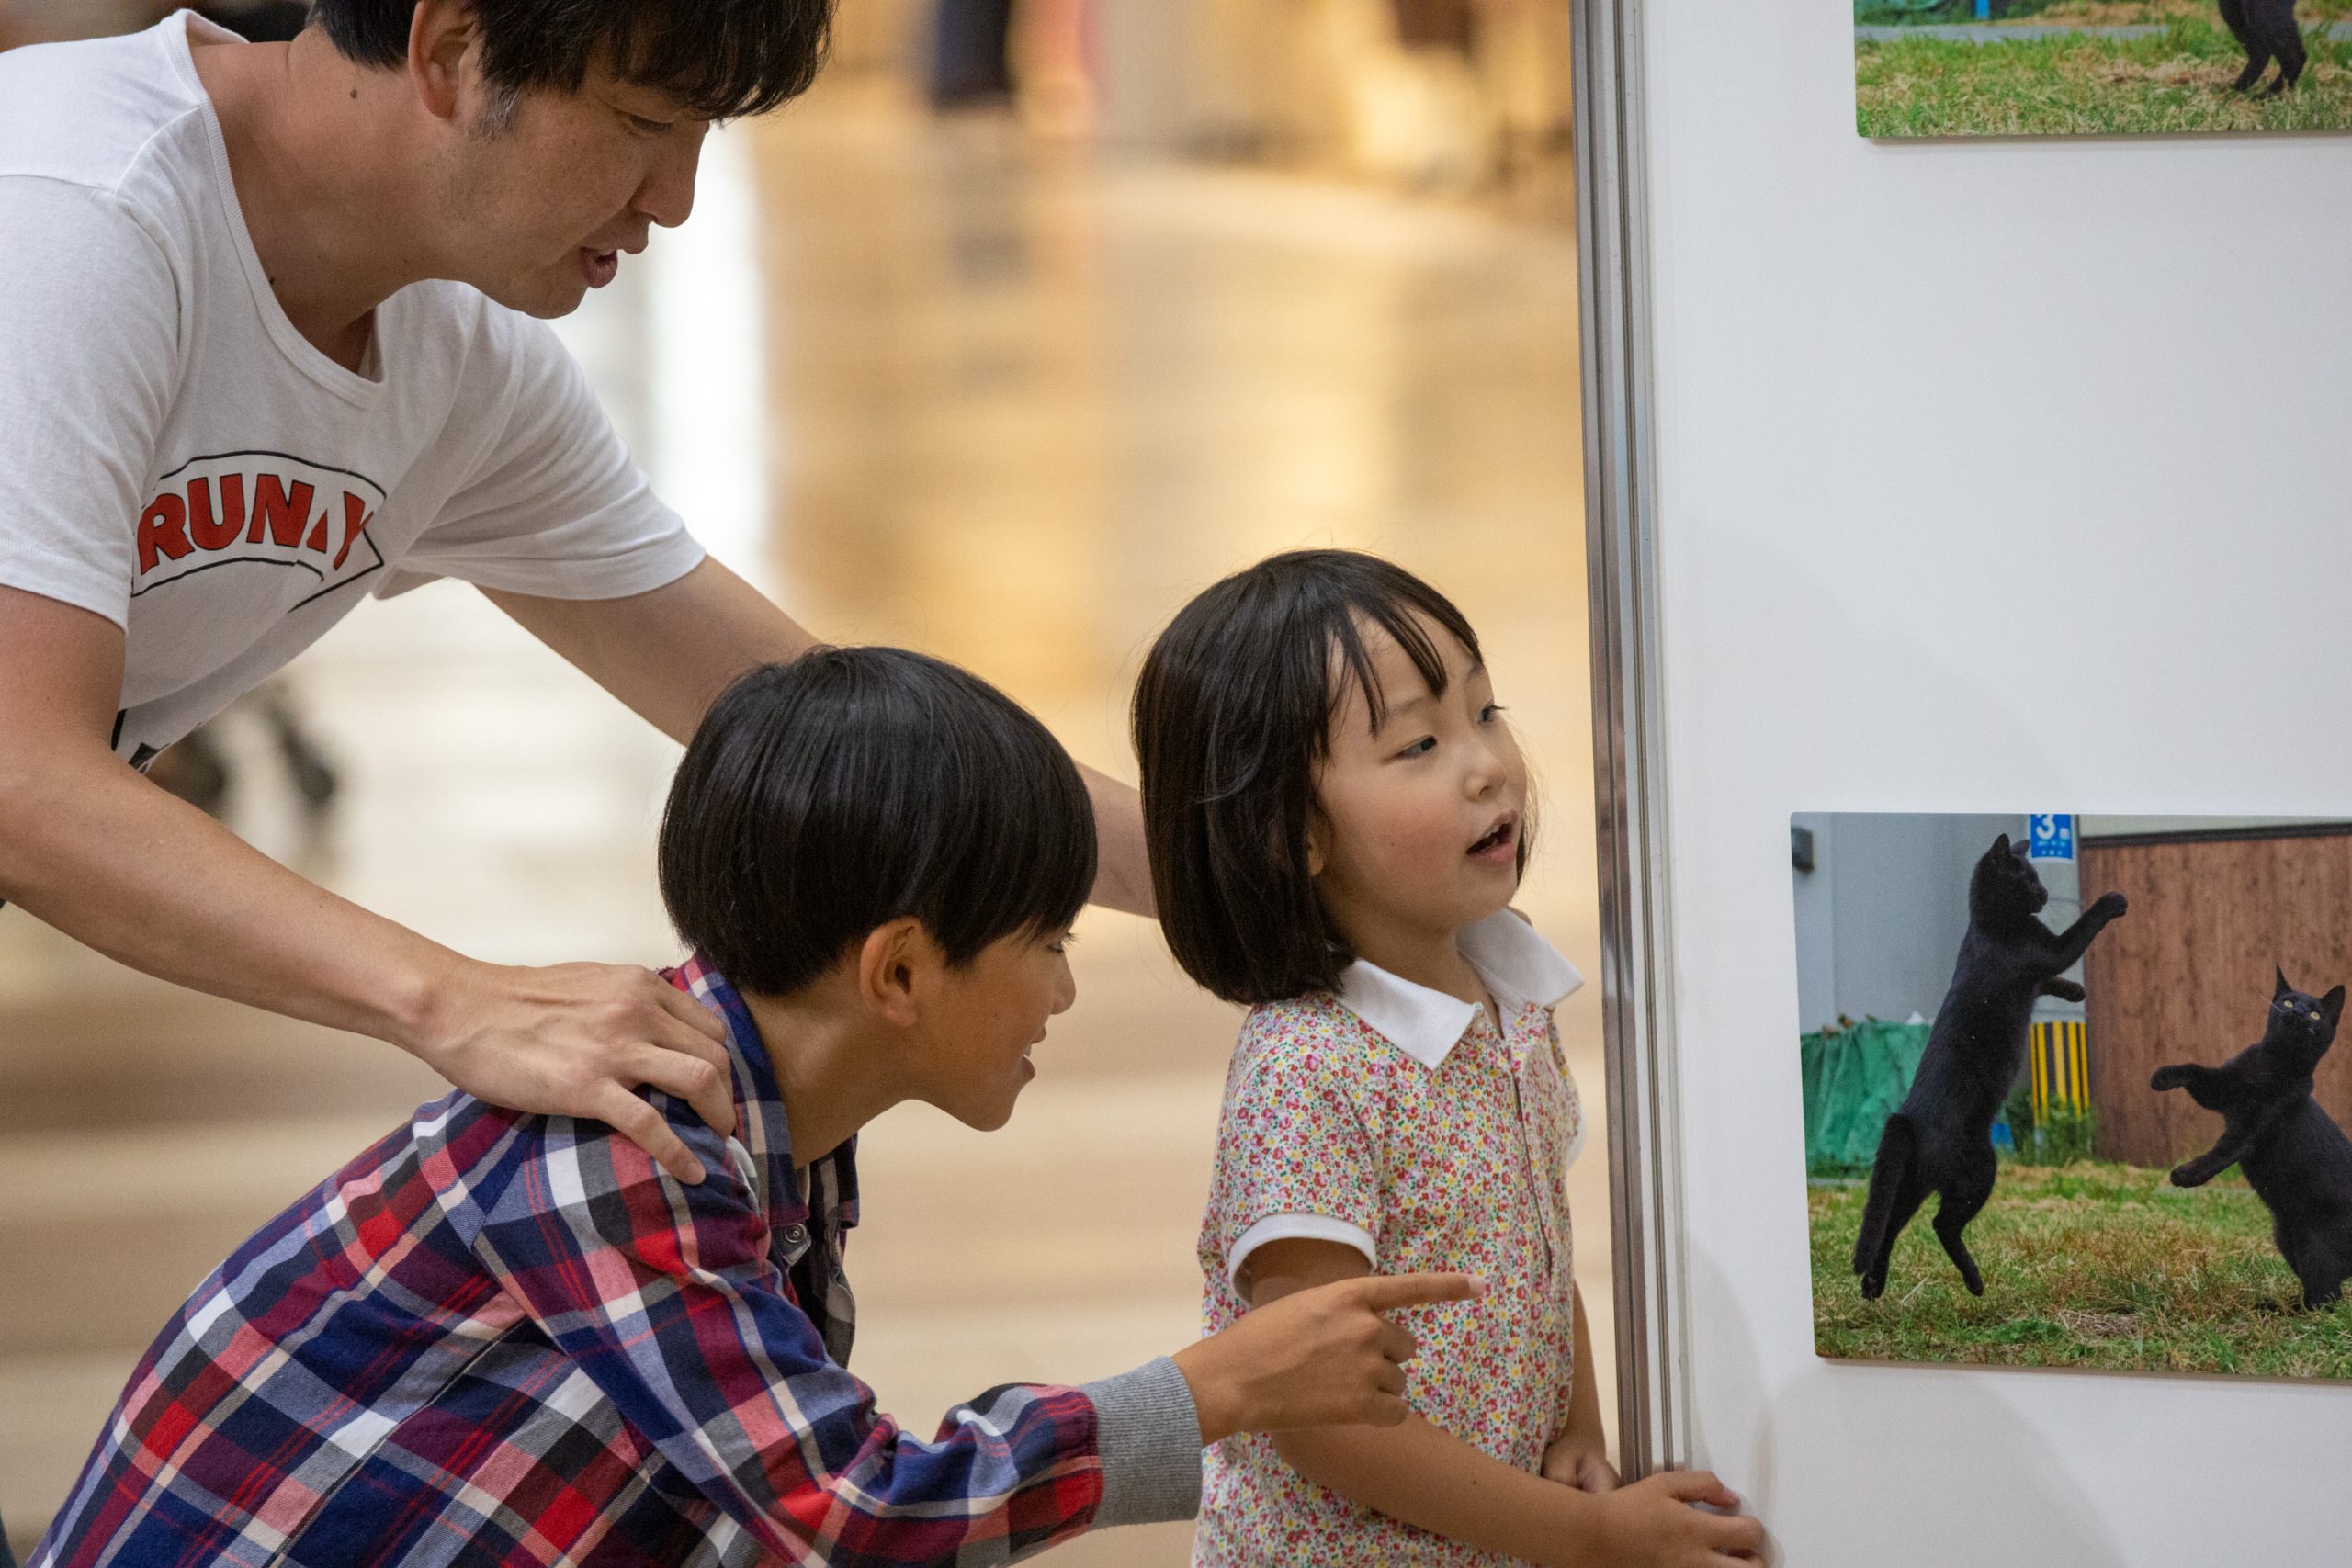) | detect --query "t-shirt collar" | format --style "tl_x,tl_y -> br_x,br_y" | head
1333,910 -> 1583,1068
